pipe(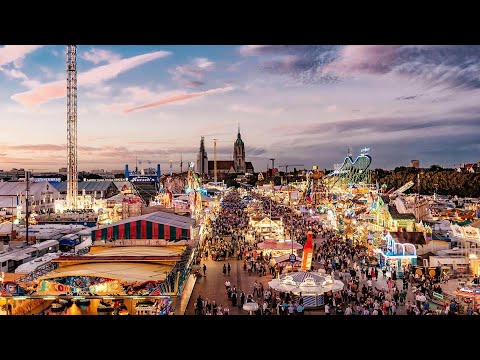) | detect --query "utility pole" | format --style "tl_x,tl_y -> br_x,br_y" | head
213,139 -> 218,183
417,172 -> 421,198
